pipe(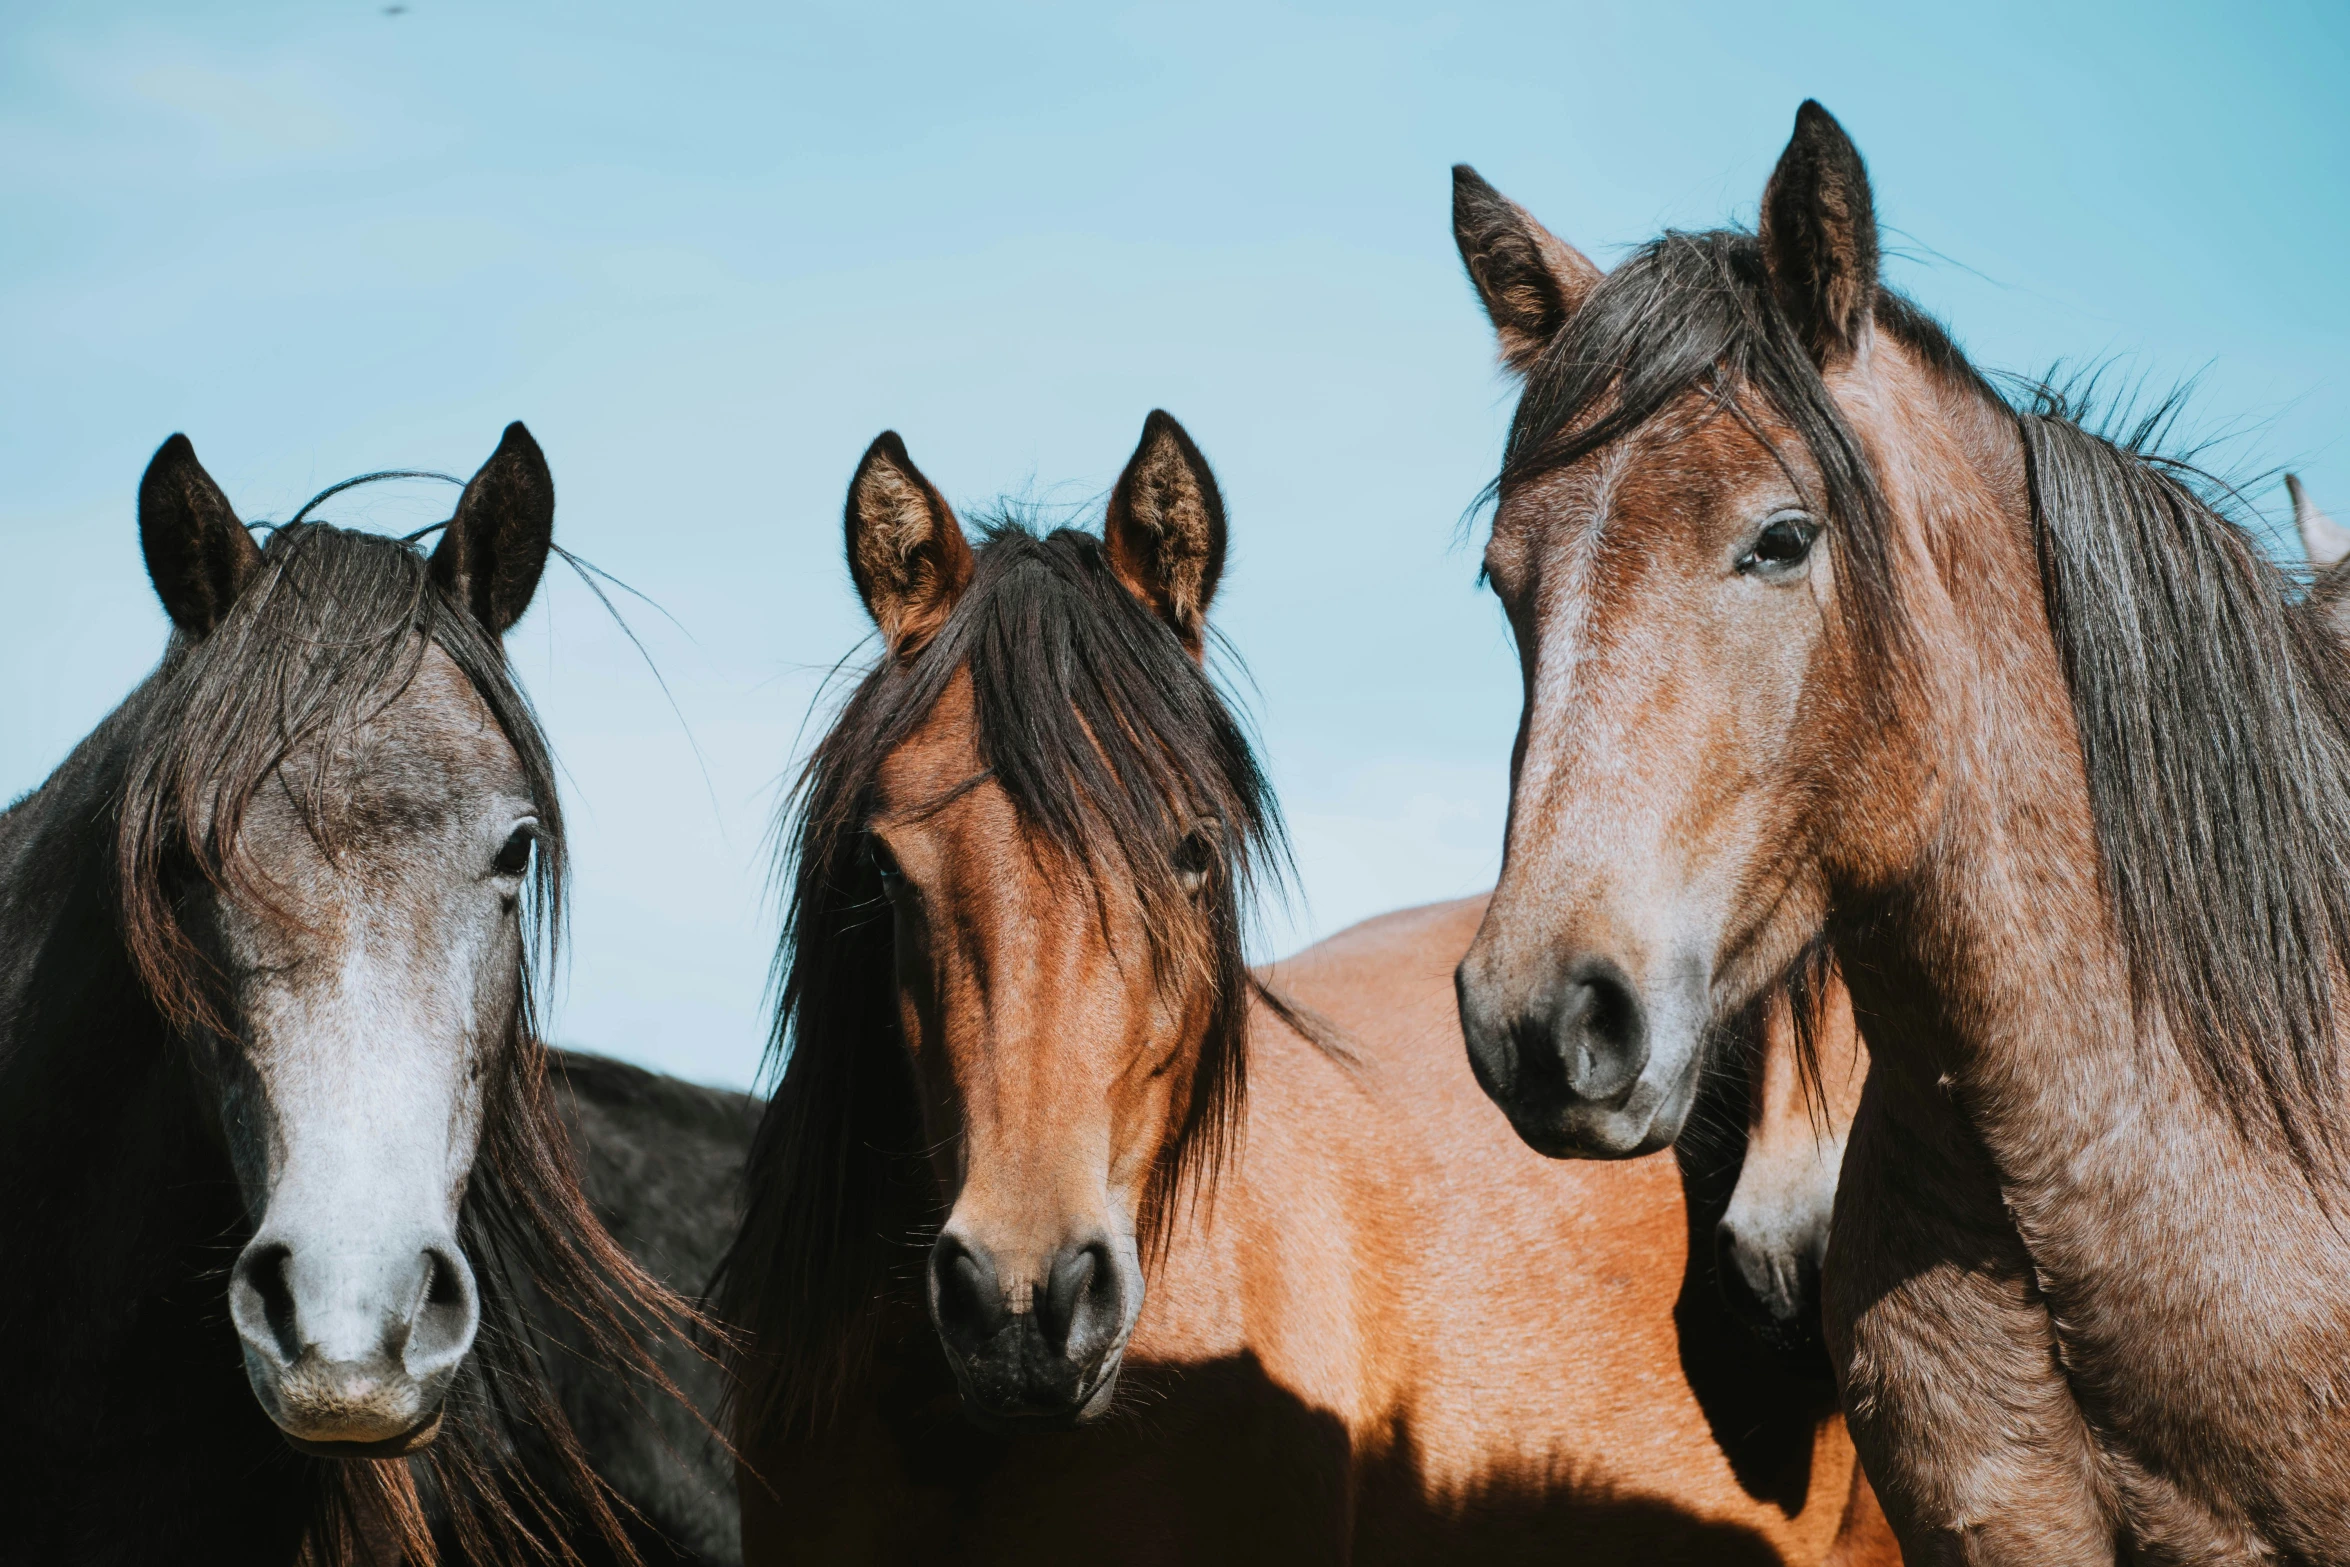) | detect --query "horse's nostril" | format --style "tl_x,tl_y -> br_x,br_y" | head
1038,1241 -> 1113,1356
1560,959 -> 1647,1100
404,1243 -> 480,1376
230,1241 -> 302,1366
1715,1219 -> 1766,1300
931,1236 -> 1008,1352
425,1248 -> 466,1309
